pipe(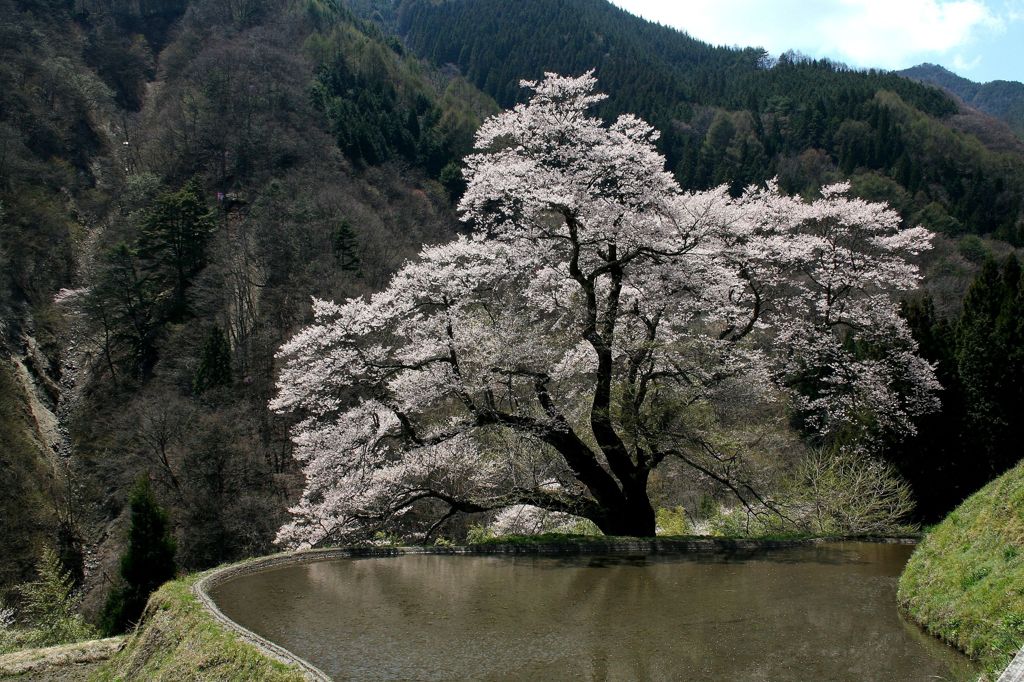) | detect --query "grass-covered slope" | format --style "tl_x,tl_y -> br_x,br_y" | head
898,459 -> 1024,675
94,575 -> 304,681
